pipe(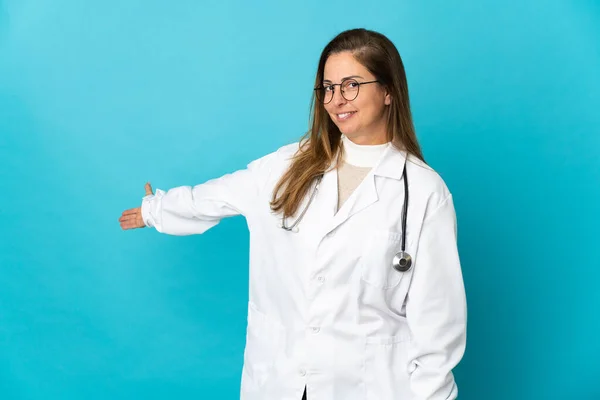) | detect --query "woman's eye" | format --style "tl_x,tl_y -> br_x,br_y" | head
347,81 -> 358,88
324,85 -> 334,92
